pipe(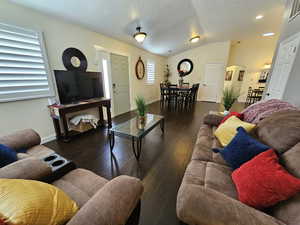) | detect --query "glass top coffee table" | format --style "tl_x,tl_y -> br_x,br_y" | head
108,114 -> 165,160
